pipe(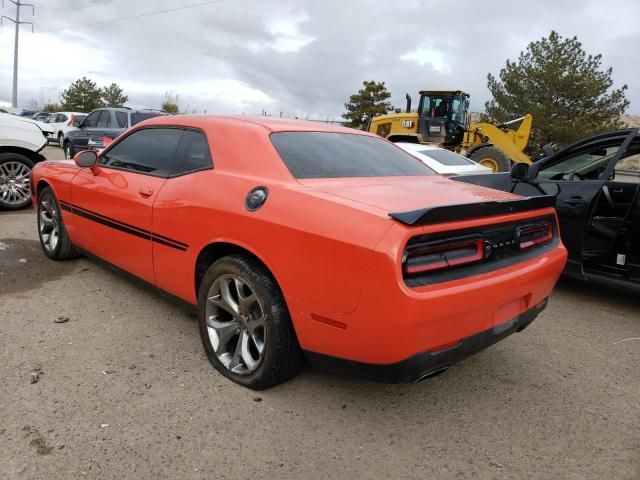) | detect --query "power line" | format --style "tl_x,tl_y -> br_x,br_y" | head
37,0 -> 221,34
24,0 -> 113,19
